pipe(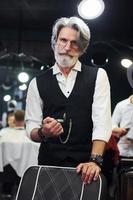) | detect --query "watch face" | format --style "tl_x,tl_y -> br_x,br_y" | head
96,155 -> 103,163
